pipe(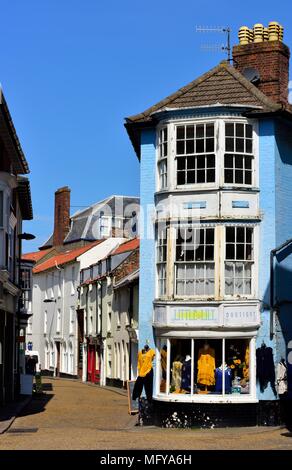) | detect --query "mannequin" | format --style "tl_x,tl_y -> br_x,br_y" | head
132,344 -> 155,401
181,355 -> 192,393
197,342 -> 215,391
171,355 -> 183,393
215,363 -> 232,394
